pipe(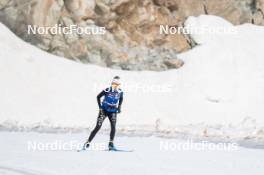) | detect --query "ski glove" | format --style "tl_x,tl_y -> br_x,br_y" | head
117,107 -> 121,113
